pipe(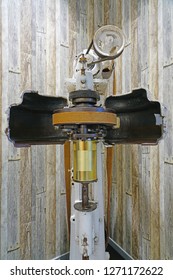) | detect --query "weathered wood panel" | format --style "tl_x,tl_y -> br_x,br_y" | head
0,0 -> 173,261
1,0 -> 9,260
45,0 -> 57,260
0,0 -> 2,257
20,0 -> 32,260
109,0 -> 173,260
